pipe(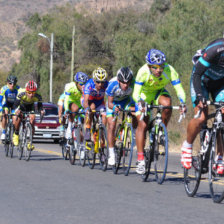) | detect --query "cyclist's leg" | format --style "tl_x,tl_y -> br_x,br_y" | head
181,78 -> 209,168
1,106 -> 9,140
155,89 -> 172,127
135,100 -> 150,174
213,87 -> 224,173
12,112 -> 21,146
